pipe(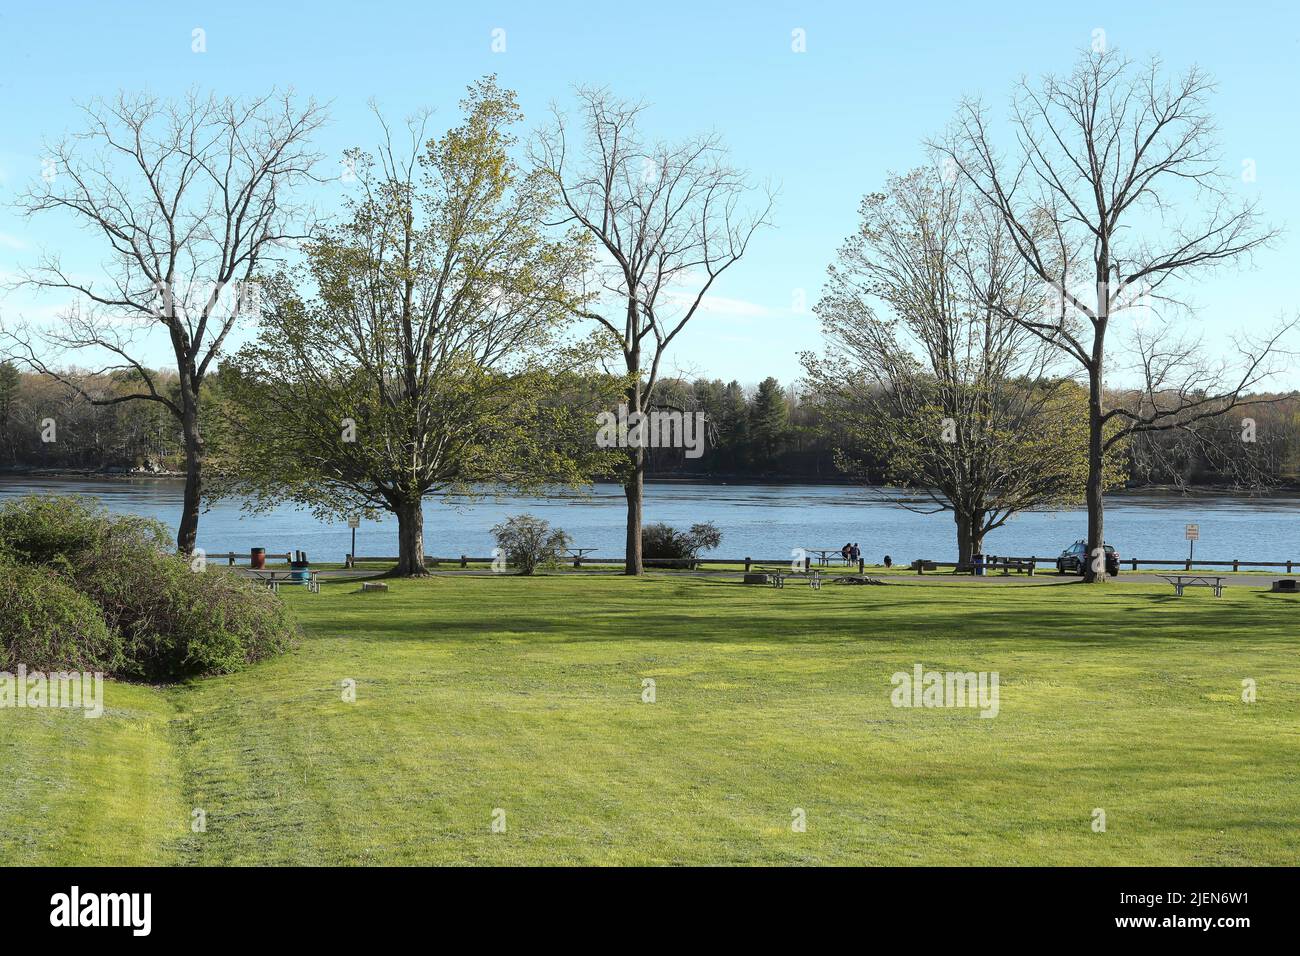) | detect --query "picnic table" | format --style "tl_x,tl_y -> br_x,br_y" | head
802,547 -> 853,567
752,564 -> 823,590
1158,574 -> 1226,598
232,567 -> 321,594
563,547 -> 599,568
